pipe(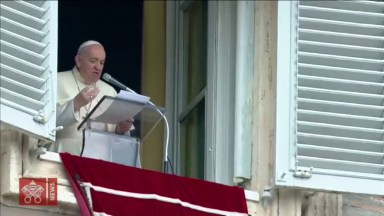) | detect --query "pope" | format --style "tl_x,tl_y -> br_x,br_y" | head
53,40 -> 134,155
